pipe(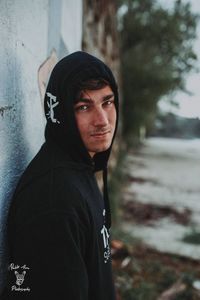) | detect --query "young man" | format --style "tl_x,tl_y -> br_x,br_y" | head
2,51 -> 119,299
